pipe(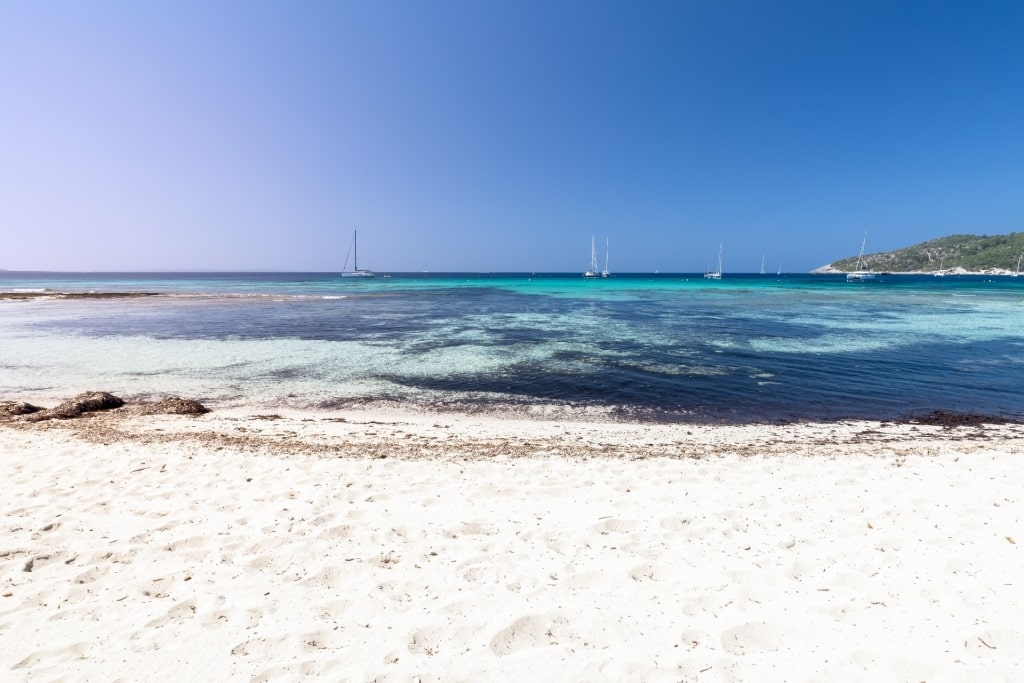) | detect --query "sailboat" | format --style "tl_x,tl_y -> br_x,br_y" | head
1012,252 -> 1022,277
760,255 -> 765,275
846,233 -> 876,282
601,237 -> 610,277
583,236 -> 599,279
341,230 -> 375,278
704,242 -> 722,279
